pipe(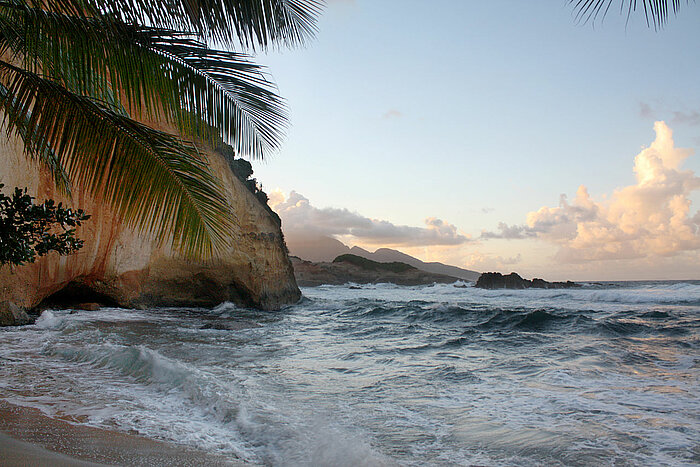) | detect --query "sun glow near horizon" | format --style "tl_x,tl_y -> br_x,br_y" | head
270,121 -> 699,281
256,1 -> 700,281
